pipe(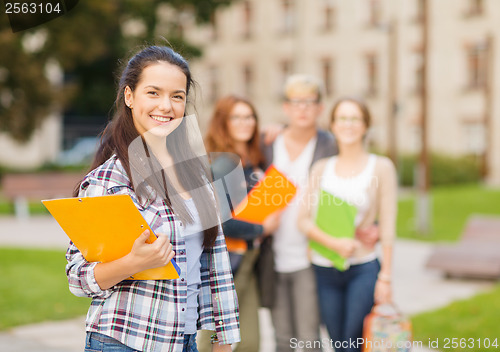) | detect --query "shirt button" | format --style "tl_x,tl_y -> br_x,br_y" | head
218,320 -> 223,325
180,250 -> 185,255
182,308 -> 185,311
181,278 -> 185,282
